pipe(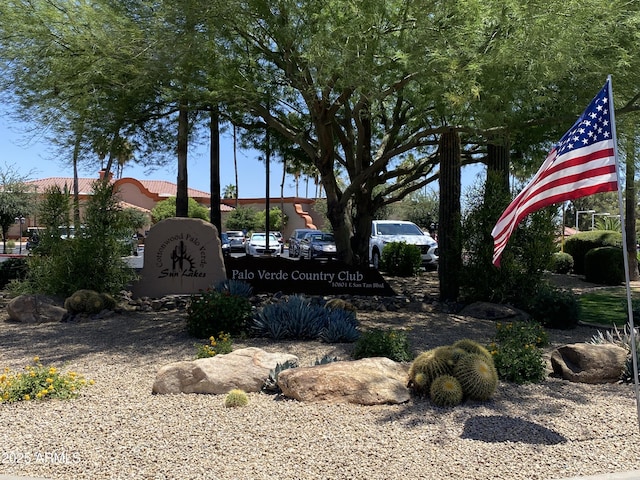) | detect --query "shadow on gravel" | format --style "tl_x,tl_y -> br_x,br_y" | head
460,415 -> 567,444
